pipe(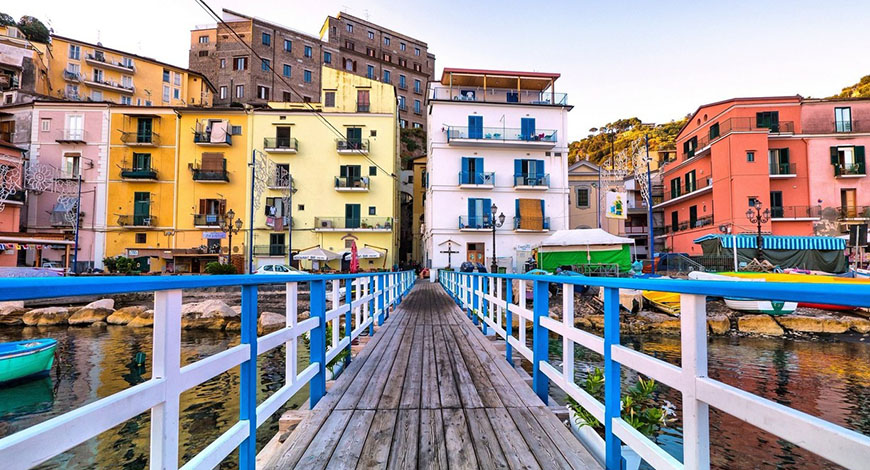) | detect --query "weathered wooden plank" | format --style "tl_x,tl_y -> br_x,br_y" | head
441,408 -> 478,470
456,322 -> 526,408
464,408 -> 510,470
355,409 -> 398,469
262,408 -> 330,469
418,409 -> 448,470
448,324 -> 504,408
377,315 -> 416,409
420,324 -> 440,409
485,407 -> 542,470
508,407 -> 572,469
387,408 -> 420,469
440,323 -> 484,408
325,410 -> 376,469
400,325 -> 425,409
527,406 -> 600,469
432,322 -> 462,408
294,409 -> 354,469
